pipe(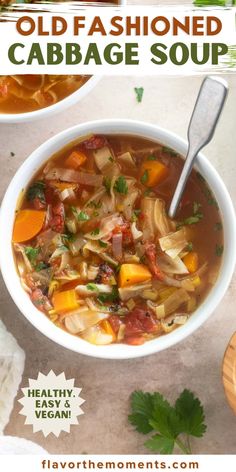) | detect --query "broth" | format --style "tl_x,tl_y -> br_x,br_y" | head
12,134 -> 223,346
0,75 -> 90,113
